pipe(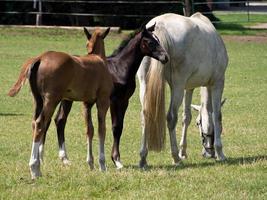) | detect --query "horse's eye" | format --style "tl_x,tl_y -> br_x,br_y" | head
148,42 -> 156,50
